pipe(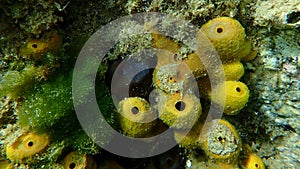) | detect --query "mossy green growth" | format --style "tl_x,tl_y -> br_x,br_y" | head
96,82 -> 119,129
66,129 -> 101,155
62,80 -> 119,155
17,69 -> 118,130
60,80 -> 118,155
0,65 -> 47,98
27,141 -> 66,169
15,67 -> 118,157
0,70 -> 34,98
17,71 -> 74,131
